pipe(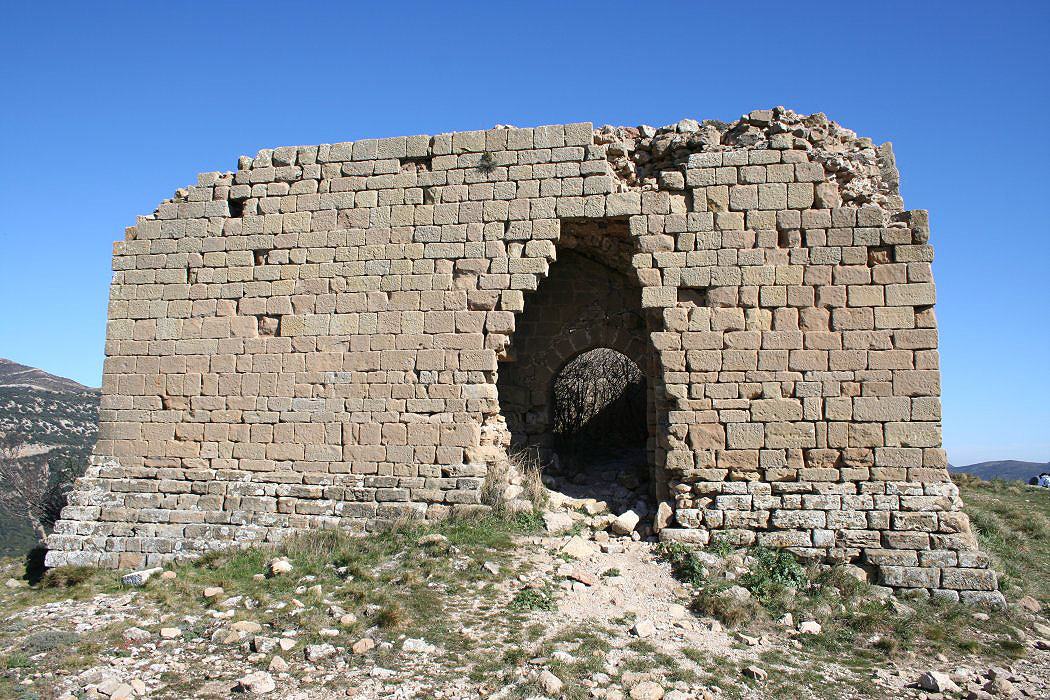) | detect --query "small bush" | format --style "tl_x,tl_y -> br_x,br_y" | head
509,588 -> 555,612
690,588 -> 760,627
40,565 -> 95,588
658,541 -> 708,586
21,630 -> 78,655
602,568 -> 621,578
708,537 -> 734,558
376,602 -> 408,629
740,546 -> 807,603
0,653 -> 30,670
